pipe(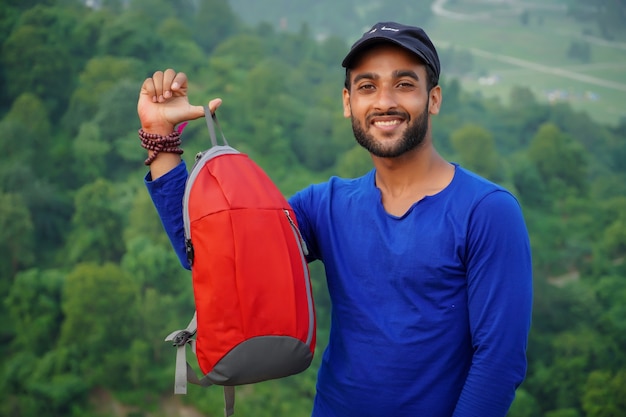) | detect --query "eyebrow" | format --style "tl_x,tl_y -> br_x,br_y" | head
351,69 -> 420,85
352,72 -> 378,85
393,69 -> 420,81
